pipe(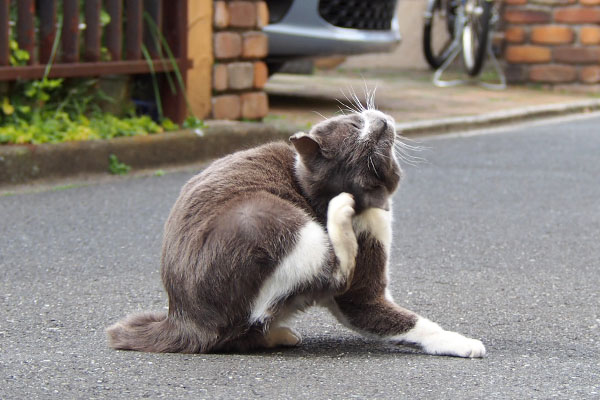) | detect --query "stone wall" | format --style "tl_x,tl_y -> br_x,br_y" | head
211,1 -> 269,120
503,0 -> 600,85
